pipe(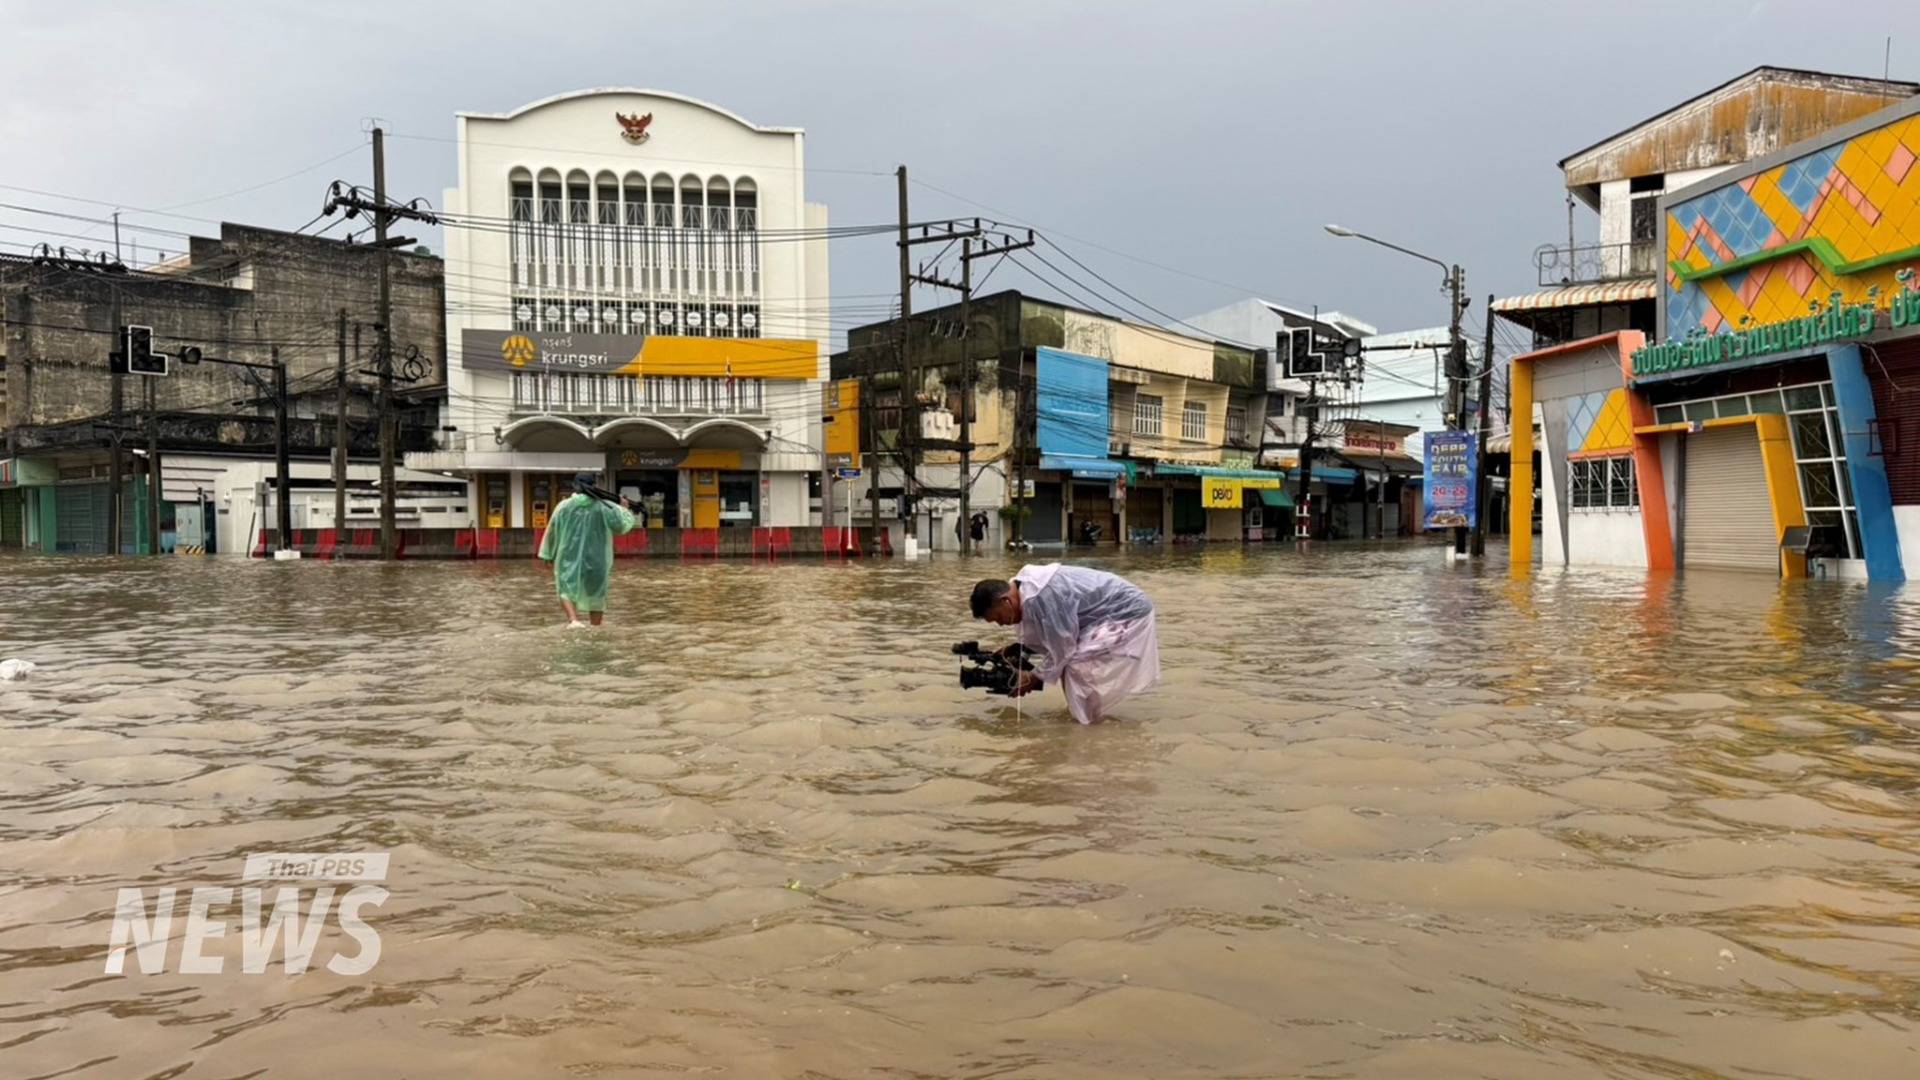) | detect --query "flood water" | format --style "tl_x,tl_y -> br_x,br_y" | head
3,543 -> 1920,1078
